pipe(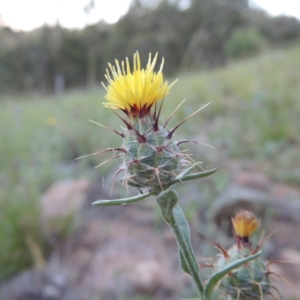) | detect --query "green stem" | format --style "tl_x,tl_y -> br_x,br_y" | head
157,189 -> 204,299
